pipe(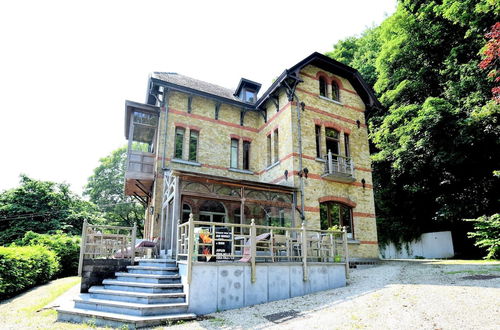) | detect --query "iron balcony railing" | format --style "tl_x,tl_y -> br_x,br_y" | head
323,152 -> 354,177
